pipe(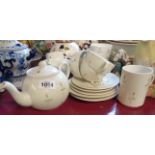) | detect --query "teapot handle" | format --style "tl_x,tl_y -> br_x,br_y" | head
59,60 -> 70,78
